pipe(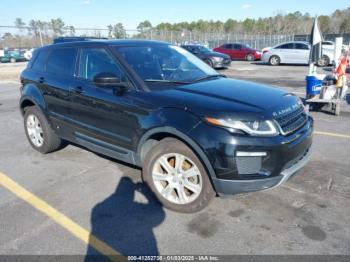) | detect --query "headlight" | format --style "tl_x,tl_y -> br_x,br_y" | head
213,57 -> 224,62
205,117 -> 279,136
